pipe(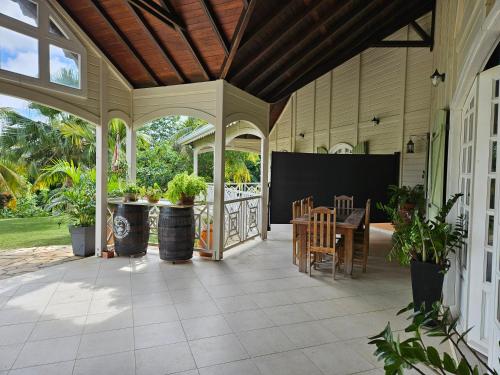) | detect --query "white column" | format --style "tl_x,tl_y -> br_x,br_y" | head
260,136 -> 269,240
212,81 -> 226,260
95,118 -> 108,257
193,148 -> 199,176
126,125 -> 137,183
